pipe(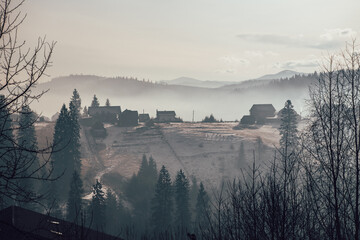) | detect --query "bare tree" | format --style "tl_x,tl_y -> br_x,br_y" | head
302,40 -> 360,239
0,0 -> 55,207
